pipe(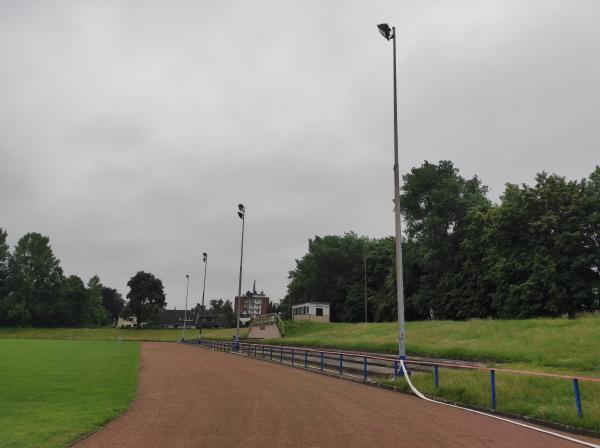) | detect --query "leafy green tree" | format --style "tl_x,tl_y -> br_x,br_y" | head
488,173 -> 598,317
585,166 -> 600,310
101,286 -> 125,324
124,271 -> 166,327
84,275 -> 106,325
0,228 -> 26,325
0,229 -> 8,295
209,299 -> 234,327
288,232 -> 369,322
400,160 -> 490,319
60,274 -> 88,326
8,232 -> 64,326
